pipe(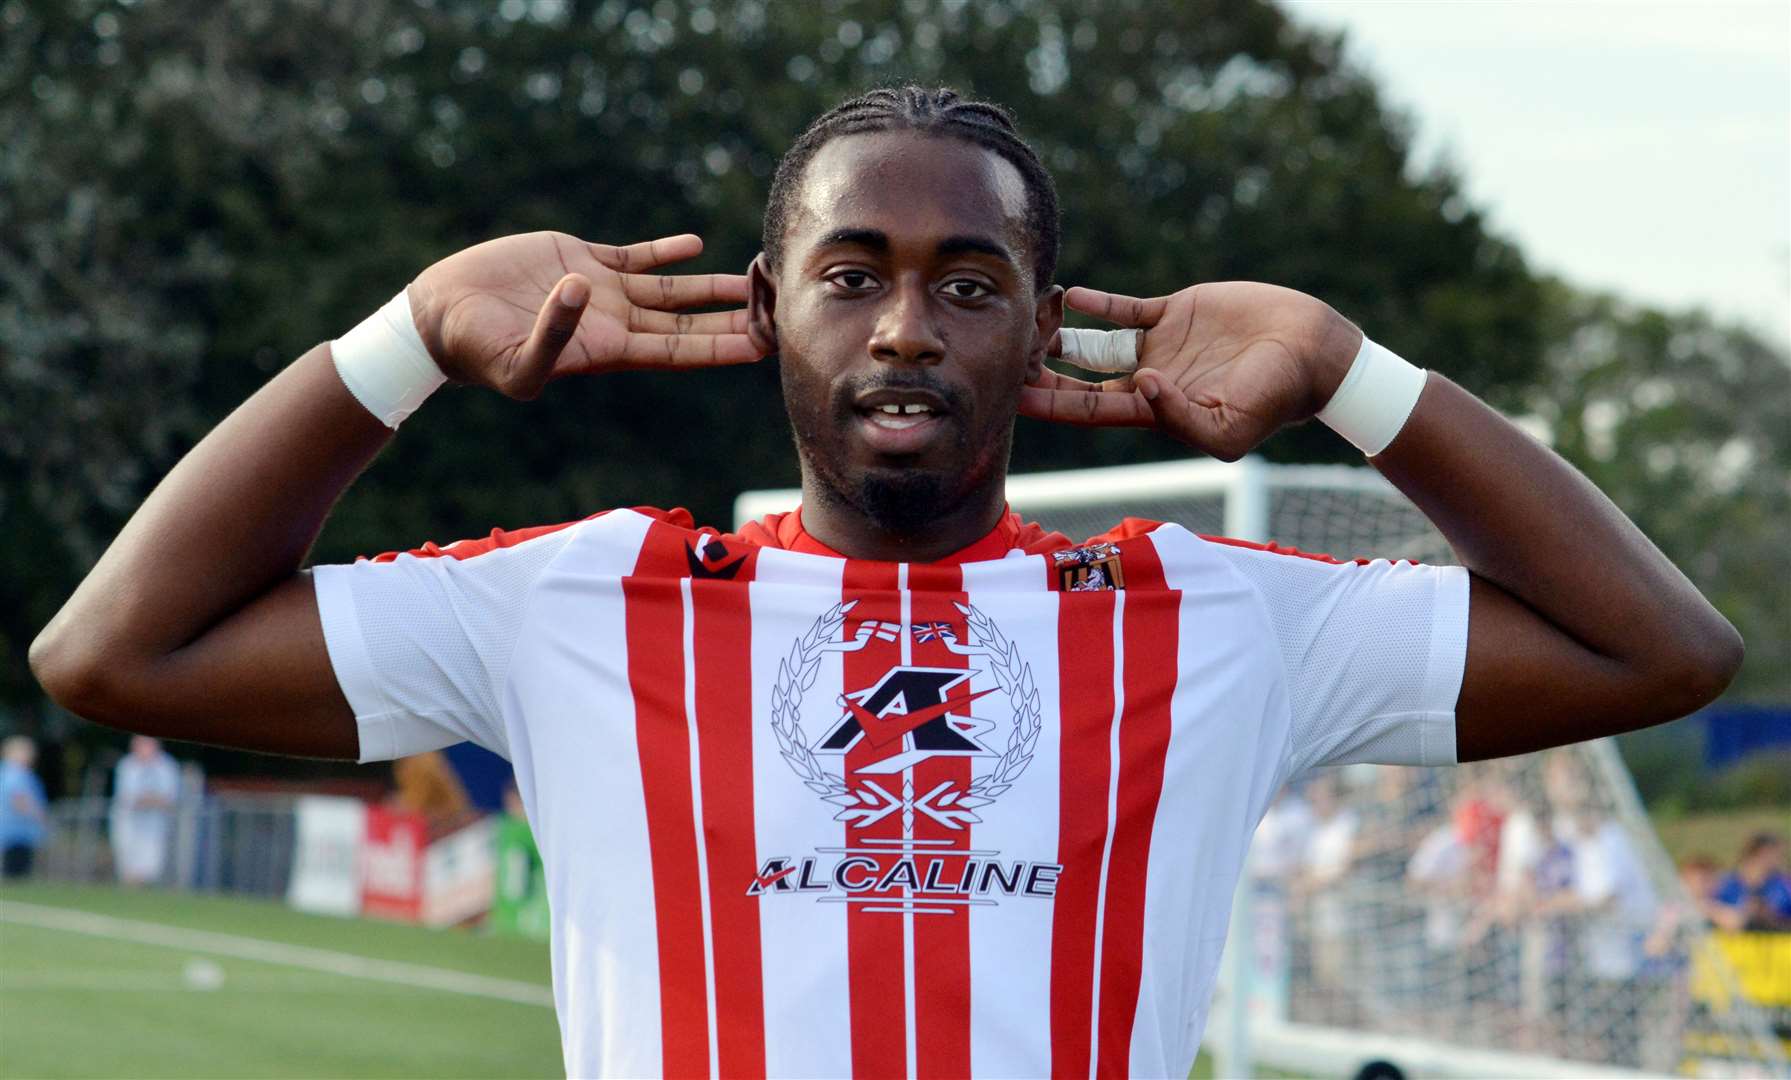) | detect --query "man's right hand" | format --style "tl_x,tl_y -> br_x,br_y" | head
408,231 -> 761,400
